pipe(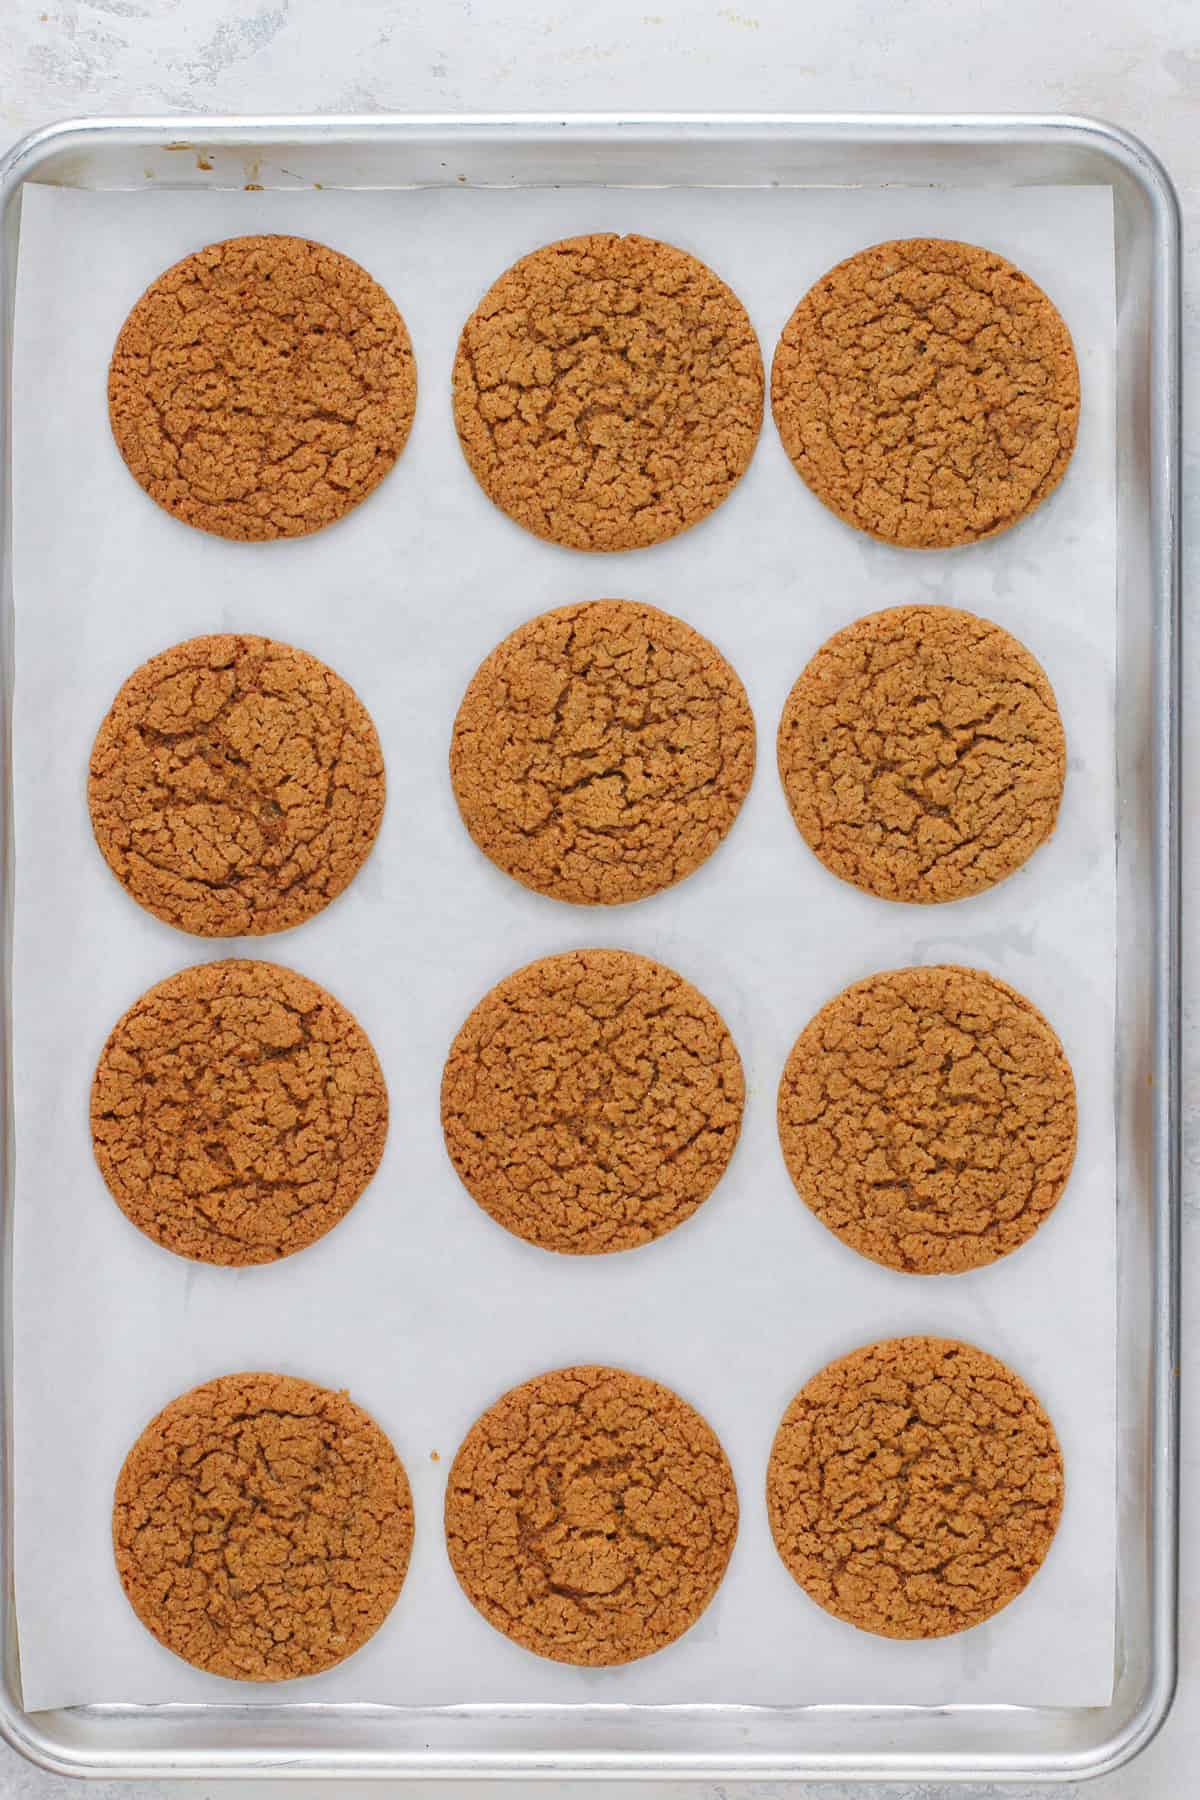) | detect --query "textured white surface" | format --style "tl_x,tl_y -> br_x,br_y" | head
0,0 -> 1195,1795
